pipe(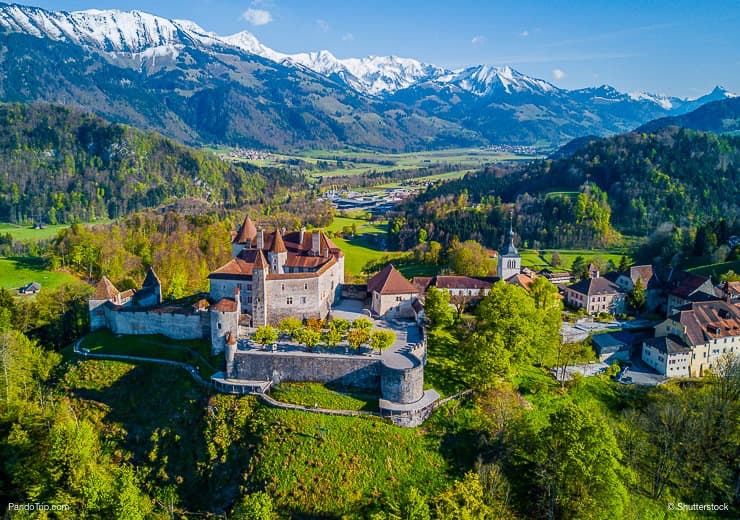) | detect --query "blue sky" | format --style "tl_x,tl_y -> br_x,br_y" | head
26,0 -> 740,97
